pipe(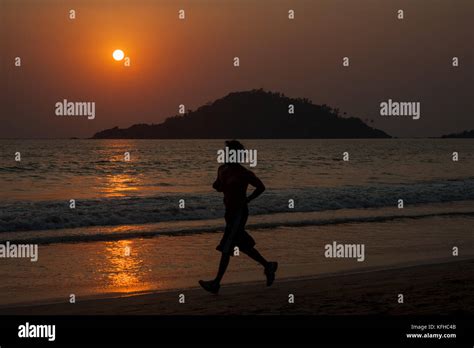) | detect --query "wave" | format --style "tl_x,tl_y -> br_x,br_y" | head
0,166 -> 37,172
2,210 -> 474,245
1,179 -> 474,233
